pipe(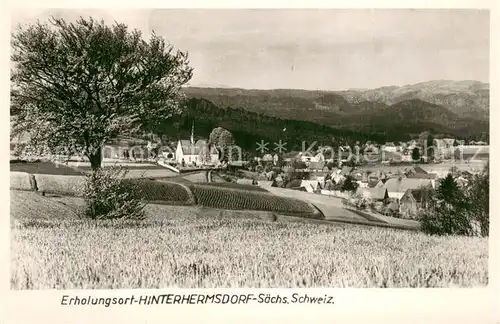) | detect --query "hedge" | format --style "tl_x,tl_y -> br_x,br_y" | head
34,174 -> 86,196
10,172 -> 33,191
